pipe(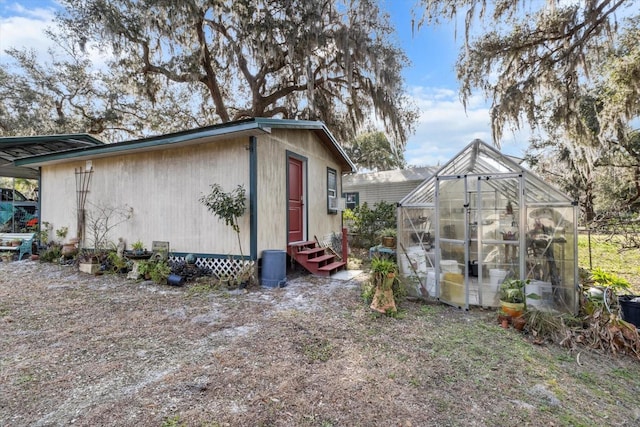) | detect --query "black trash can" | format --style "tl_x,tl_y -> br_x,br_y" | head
619,295 -> 640,328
